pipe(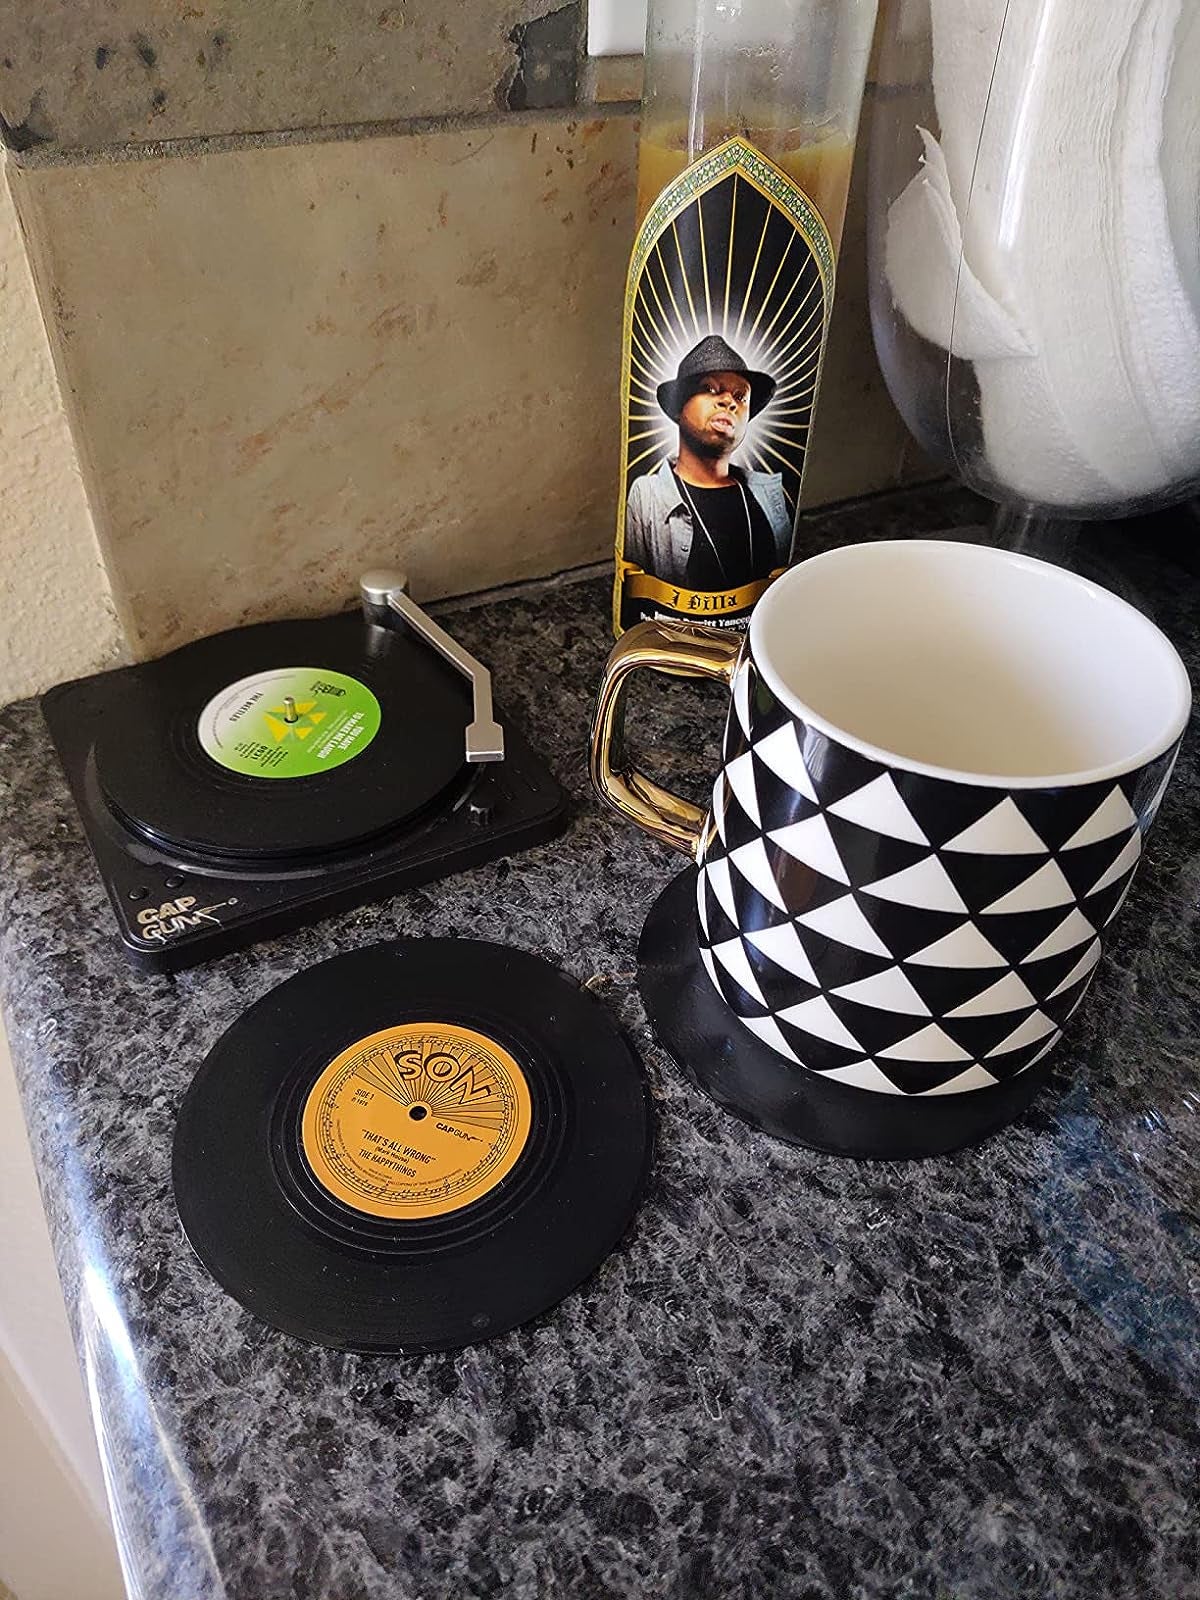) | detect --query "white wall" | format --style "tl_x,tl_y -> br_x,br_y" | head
0,1024 -> 125,1600
0,1357 -> 126,1600
0,152 -> 128,1599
